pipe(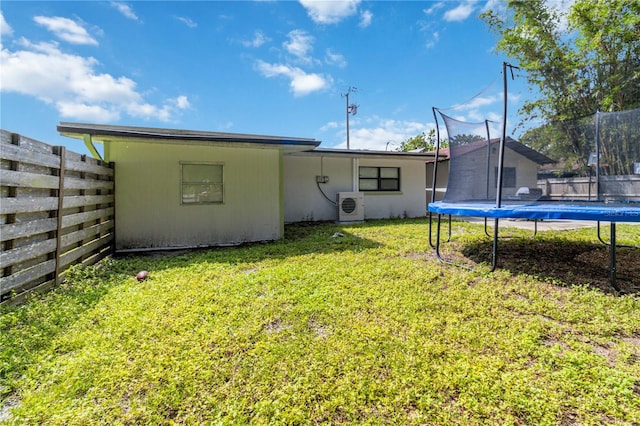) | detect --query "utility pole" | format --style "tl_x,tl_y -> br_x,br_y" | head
342,86 -> 358,149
